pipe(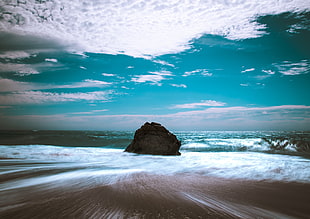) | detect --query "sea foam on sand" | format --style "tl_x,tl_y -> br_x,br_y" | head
1,170 -> 309,219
